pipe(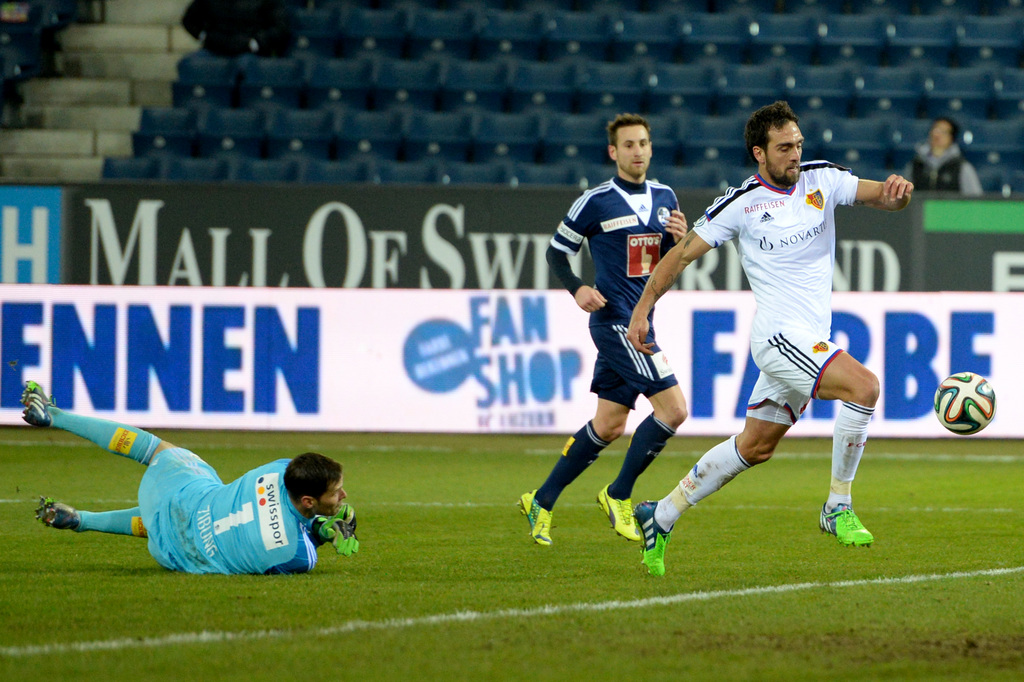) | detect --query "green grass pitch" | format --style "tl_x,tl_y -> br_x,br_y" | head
2,427 -> 1023,681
